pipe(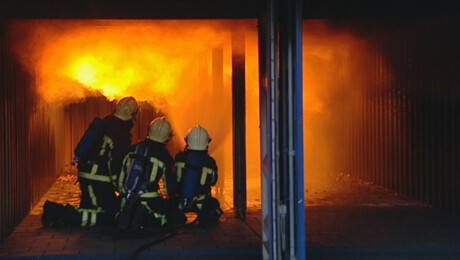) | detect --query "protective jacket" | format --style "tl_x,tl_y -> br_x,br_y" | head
174,149 -> 222,223
116,138 -> 176,228
77,115 -> 133,186
70,115 -> 133,226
